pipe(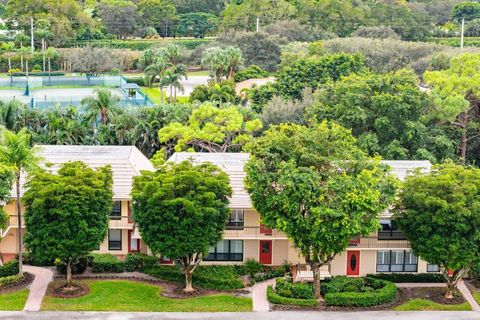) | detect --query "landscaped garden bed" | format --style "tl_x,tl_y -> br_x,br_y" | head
394,287 -> 470,311
41,279 -> 252,312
